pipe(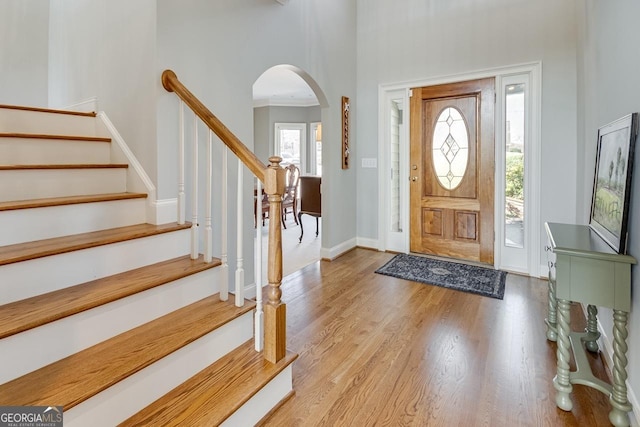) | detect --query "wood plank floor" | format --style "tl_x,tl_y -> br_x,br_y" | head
260,248 -> 614,426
